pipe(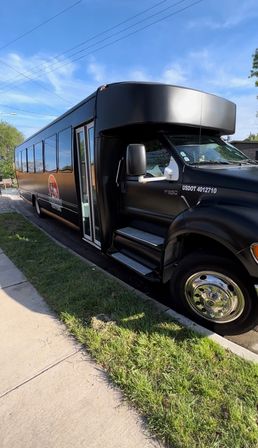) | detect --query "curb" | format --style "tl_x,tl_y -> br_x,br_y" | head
5,203 -> 258,364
